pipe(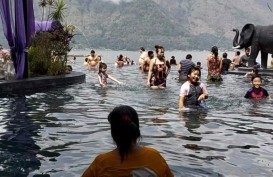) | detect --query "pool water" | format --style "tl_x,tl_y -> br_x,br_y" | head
0,50 -> 273,177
